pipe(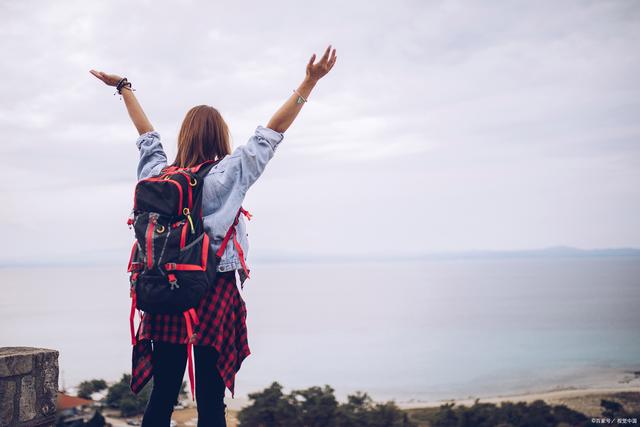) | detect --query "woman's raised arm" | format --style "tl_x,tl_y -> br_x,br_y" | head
266,44 -> 337,133
89,70 -> 154,135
